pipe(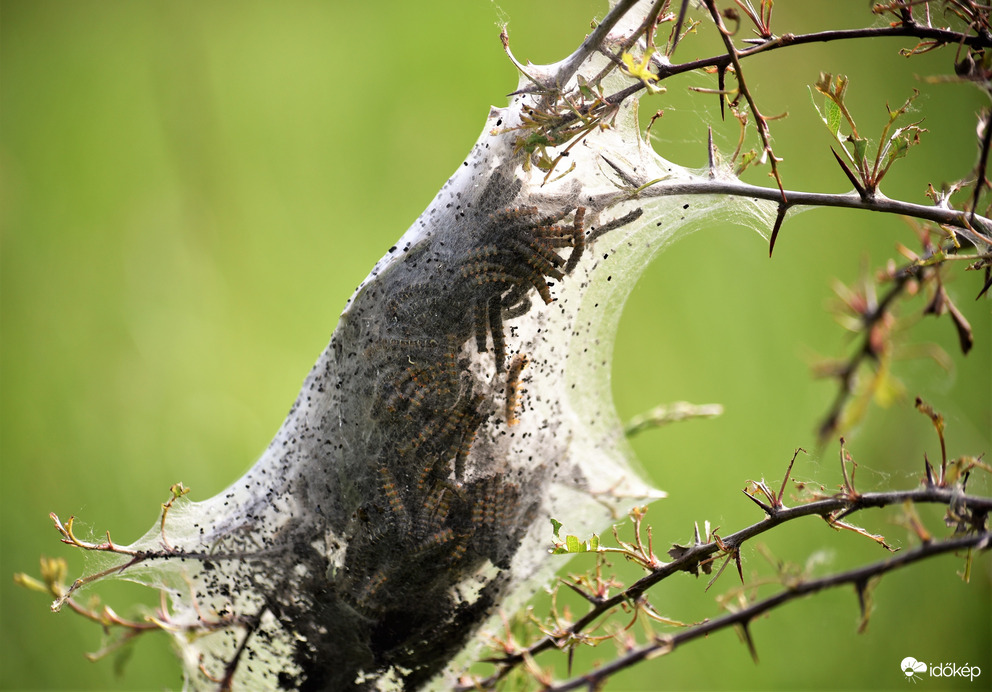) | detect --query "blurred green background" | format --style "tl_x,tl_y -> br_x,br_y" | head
1,1 -> 988,690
